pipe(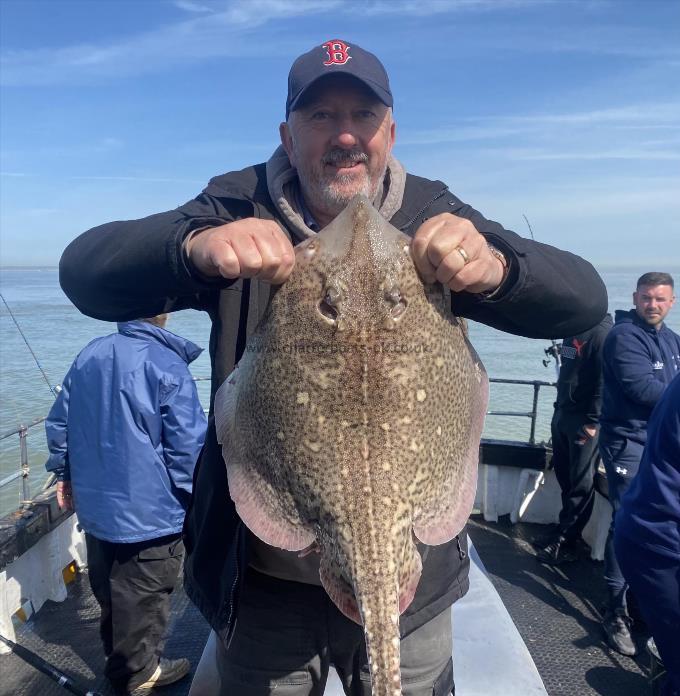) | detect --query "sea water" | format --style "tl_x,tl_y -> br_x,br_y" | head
1,265 -> 678,516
